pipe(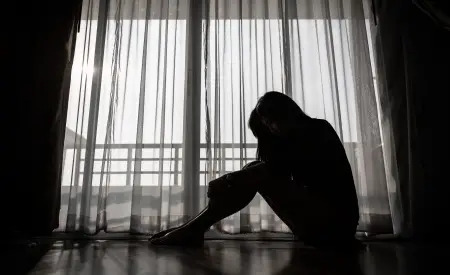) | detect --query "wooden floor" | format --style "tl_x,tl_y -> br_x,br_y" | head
6,239 -> 449,274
